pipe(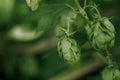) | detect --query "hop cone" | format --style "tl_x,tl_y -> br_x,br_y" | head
57,36 -> 80,64
85,17 -> 115,50
102,67 -> 120,80
26,0 -> 40,11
